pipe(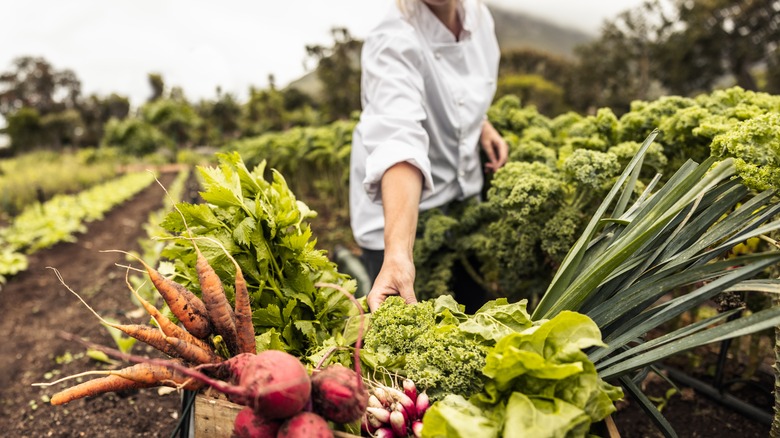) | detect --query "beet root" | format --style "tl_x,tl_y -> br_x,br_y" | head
233,407 -> 281,438
310,364 -> 368,424
277,412 -> 333,438
228,350 -> 312,420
